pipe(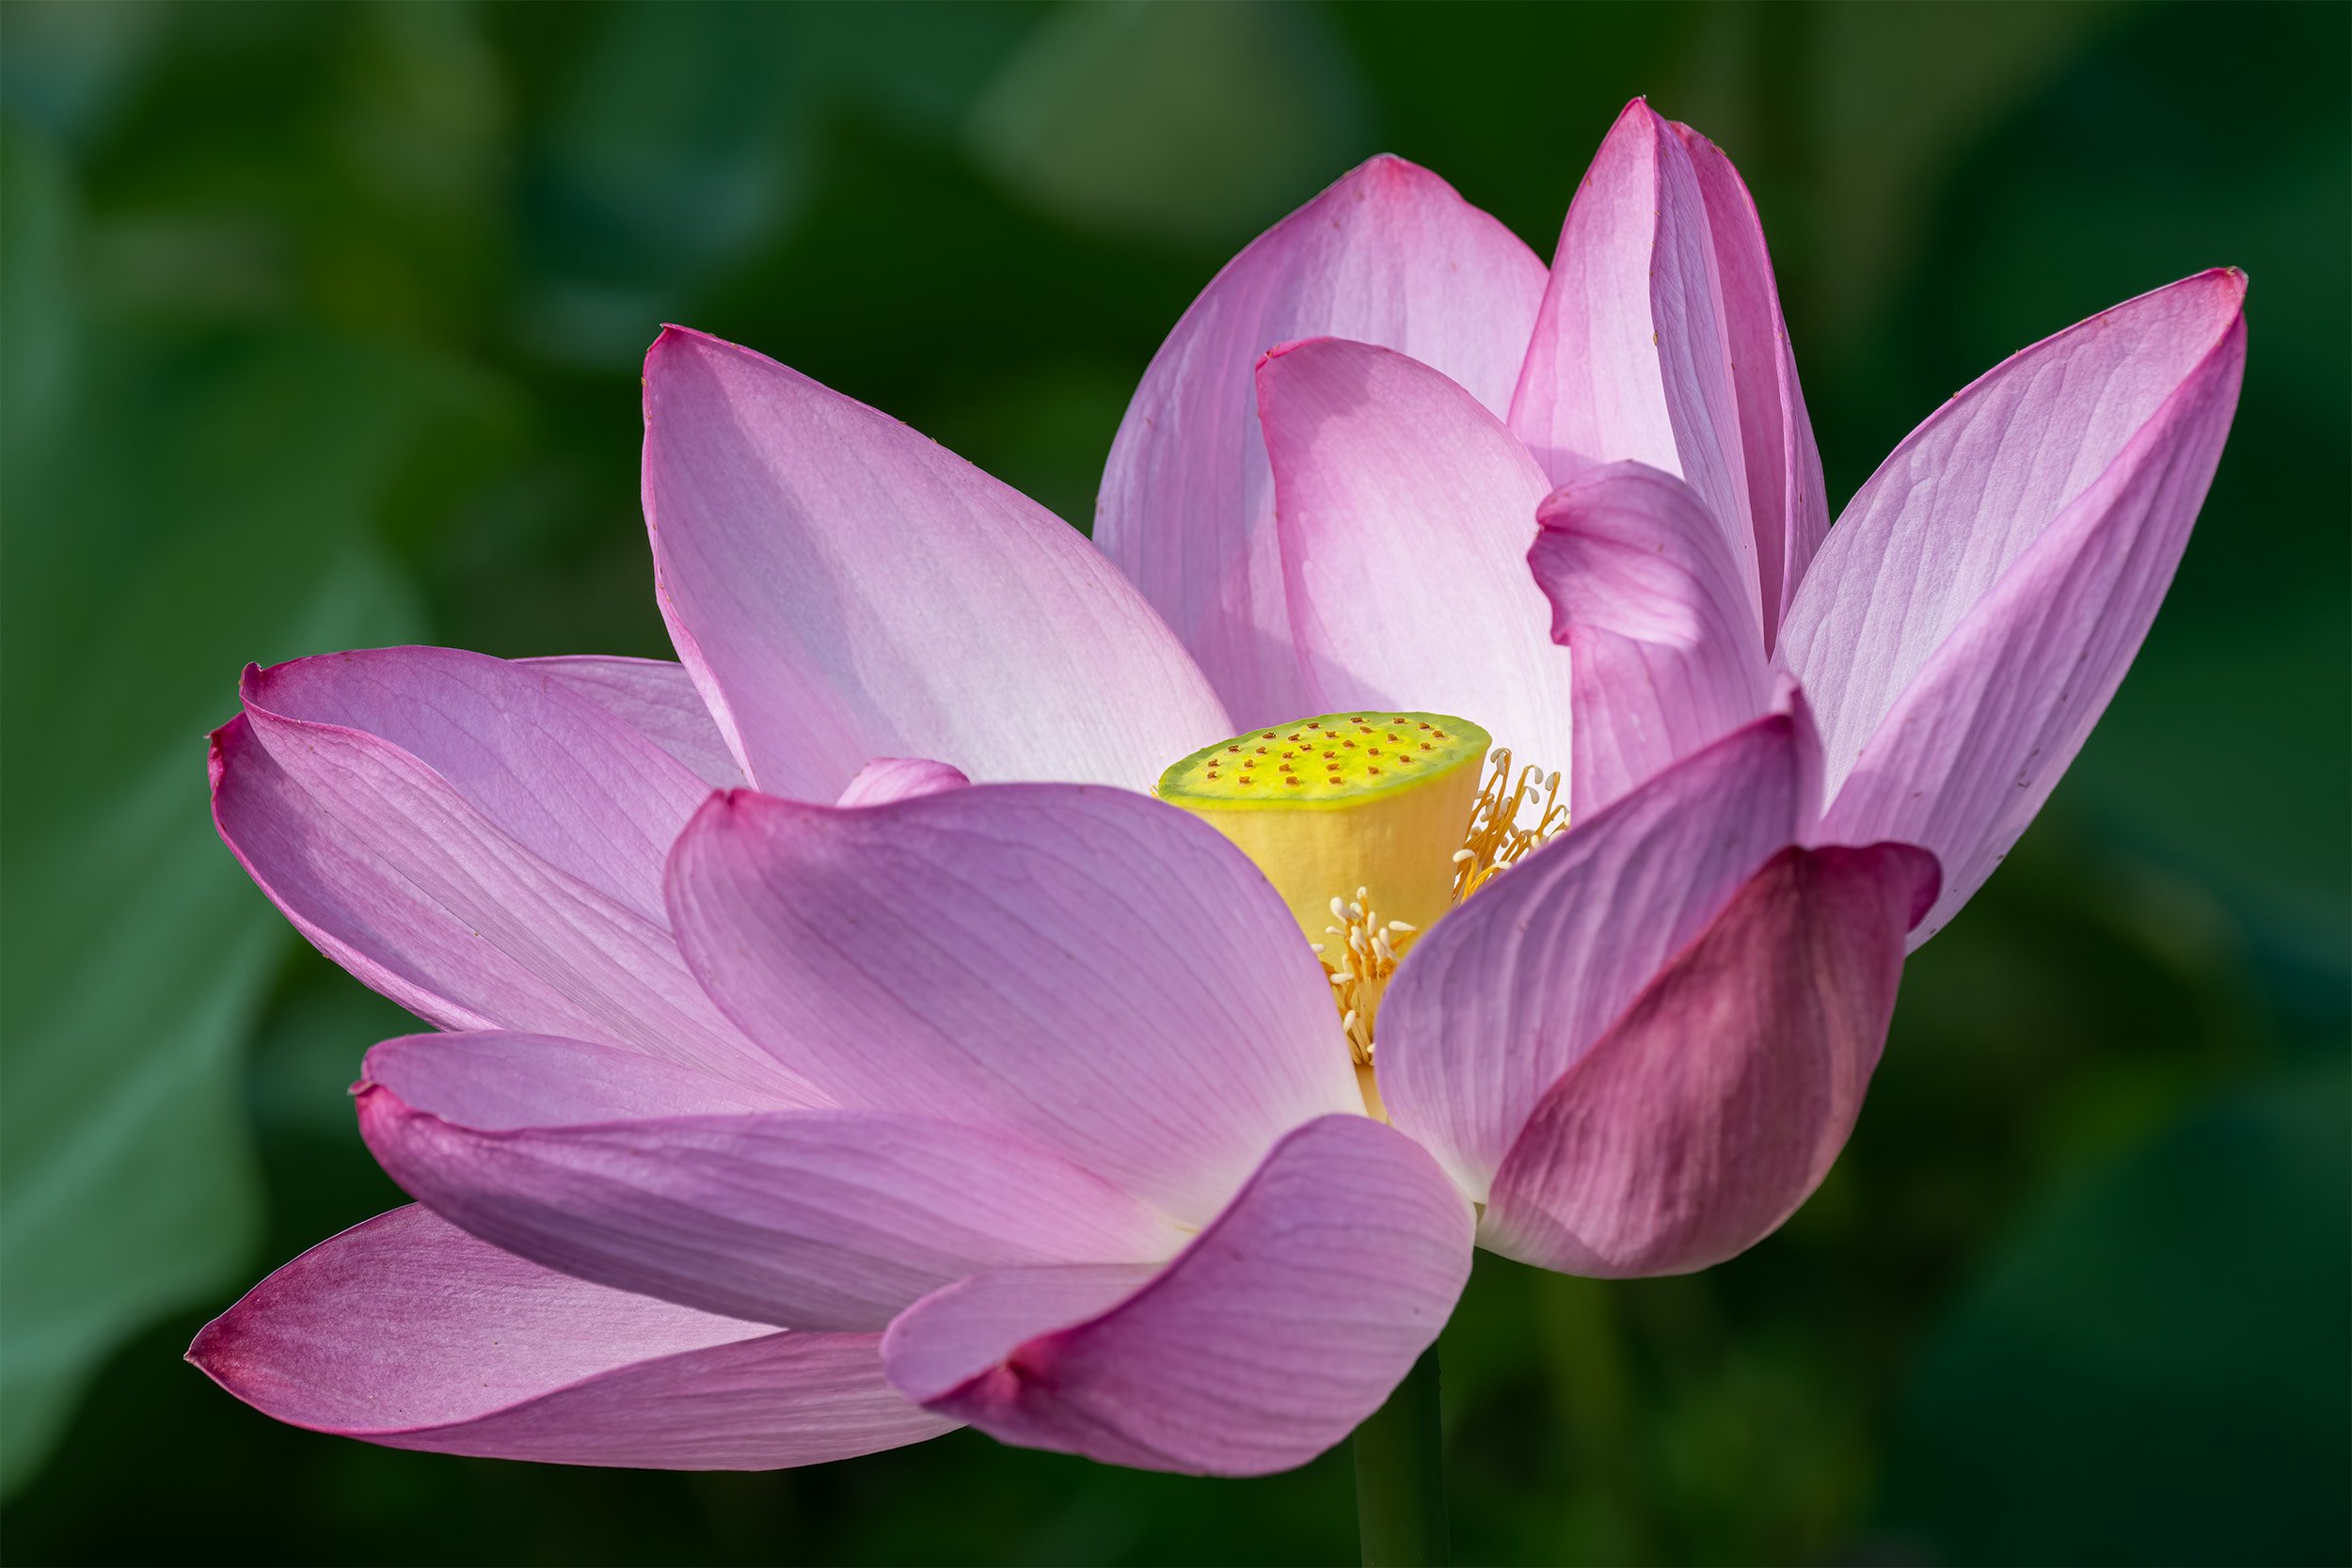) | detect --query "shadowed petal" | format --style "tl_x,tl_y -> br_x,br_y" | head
1257,337 -> 1573,771
643,328 -> 1227,800
881,1115 -> 1472,1477
1531,462 -> 1772,816
1377,709 -> 1817,1200
188,1206 -> 955,1468
358,1033 -> 1185,1331
1098,154 -> 1547,727
526,655 -> 748,790
1482,843 -> 1937,1276
1781,270 -> 2248,942
666,784 -> 1363,1224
